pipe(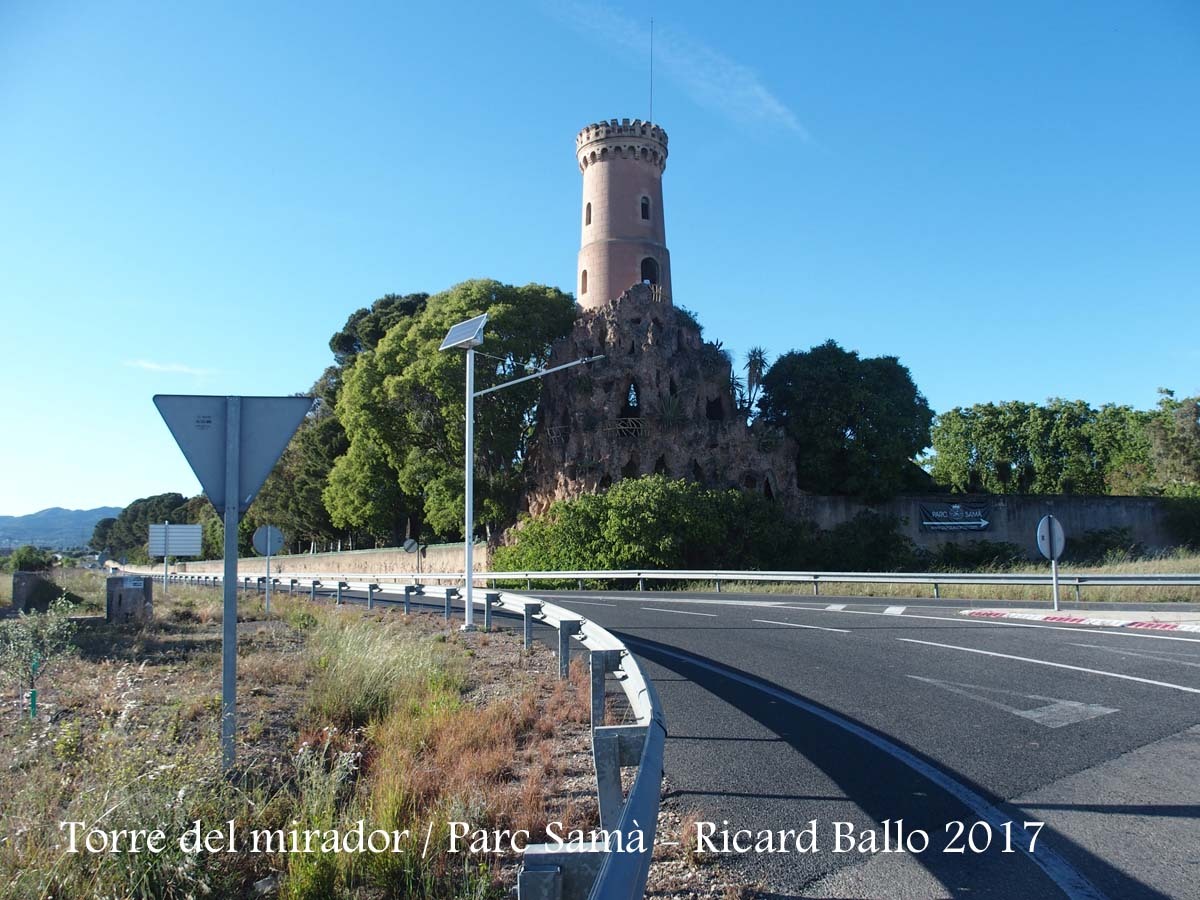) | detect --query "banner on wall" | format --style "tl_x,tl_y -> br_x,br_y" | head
919,502 -> 991,531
